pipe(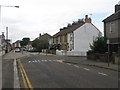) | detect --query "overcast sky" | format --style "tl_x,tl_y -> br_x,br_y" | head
0,0 -> 119,42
